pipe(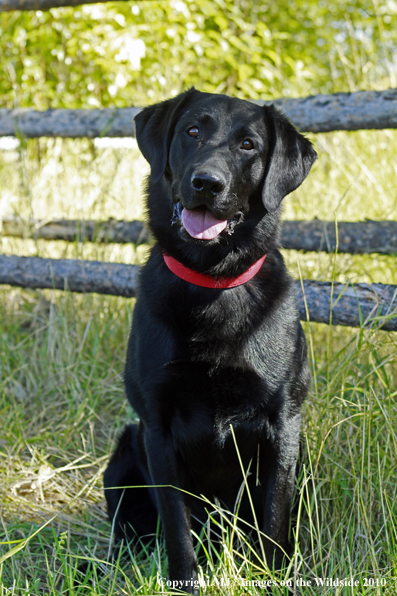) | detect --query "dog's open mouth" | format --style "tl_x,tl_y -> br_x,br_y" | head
181,206 -> 227,240
171,202 -> 244,240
